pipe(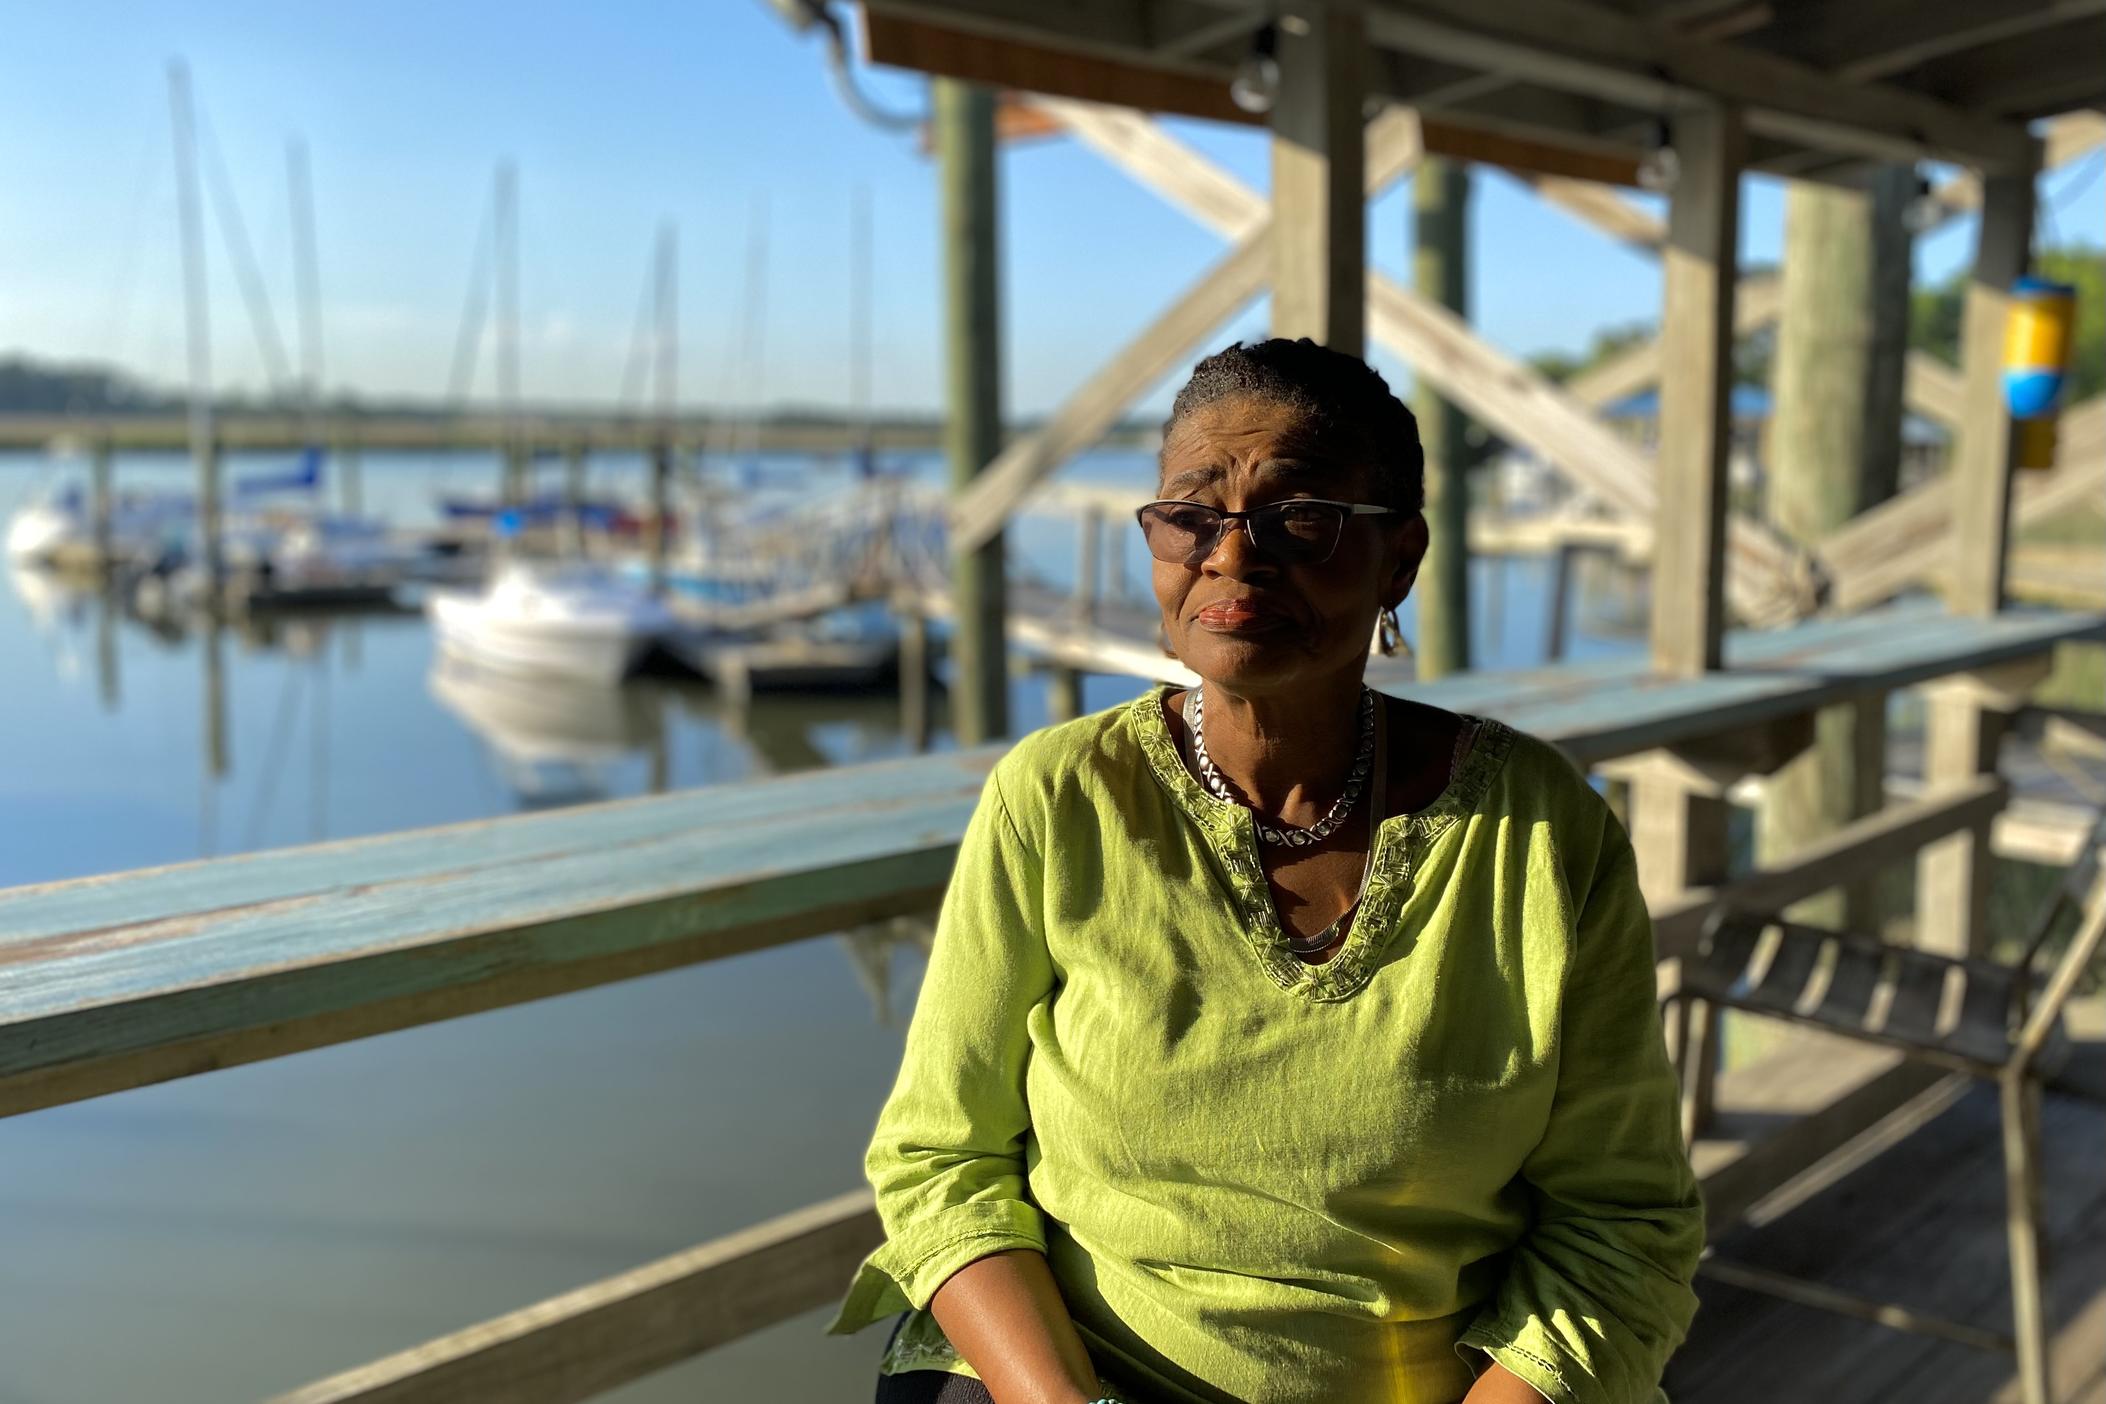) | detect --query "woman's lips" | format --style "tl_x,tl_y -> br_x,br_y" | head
1194,598 -> 1291,633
